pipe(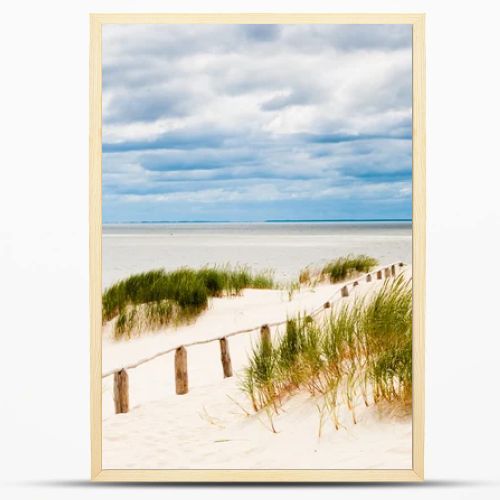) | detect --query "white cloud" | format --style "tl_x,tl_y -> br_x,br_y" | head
102,24 -> 413,221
